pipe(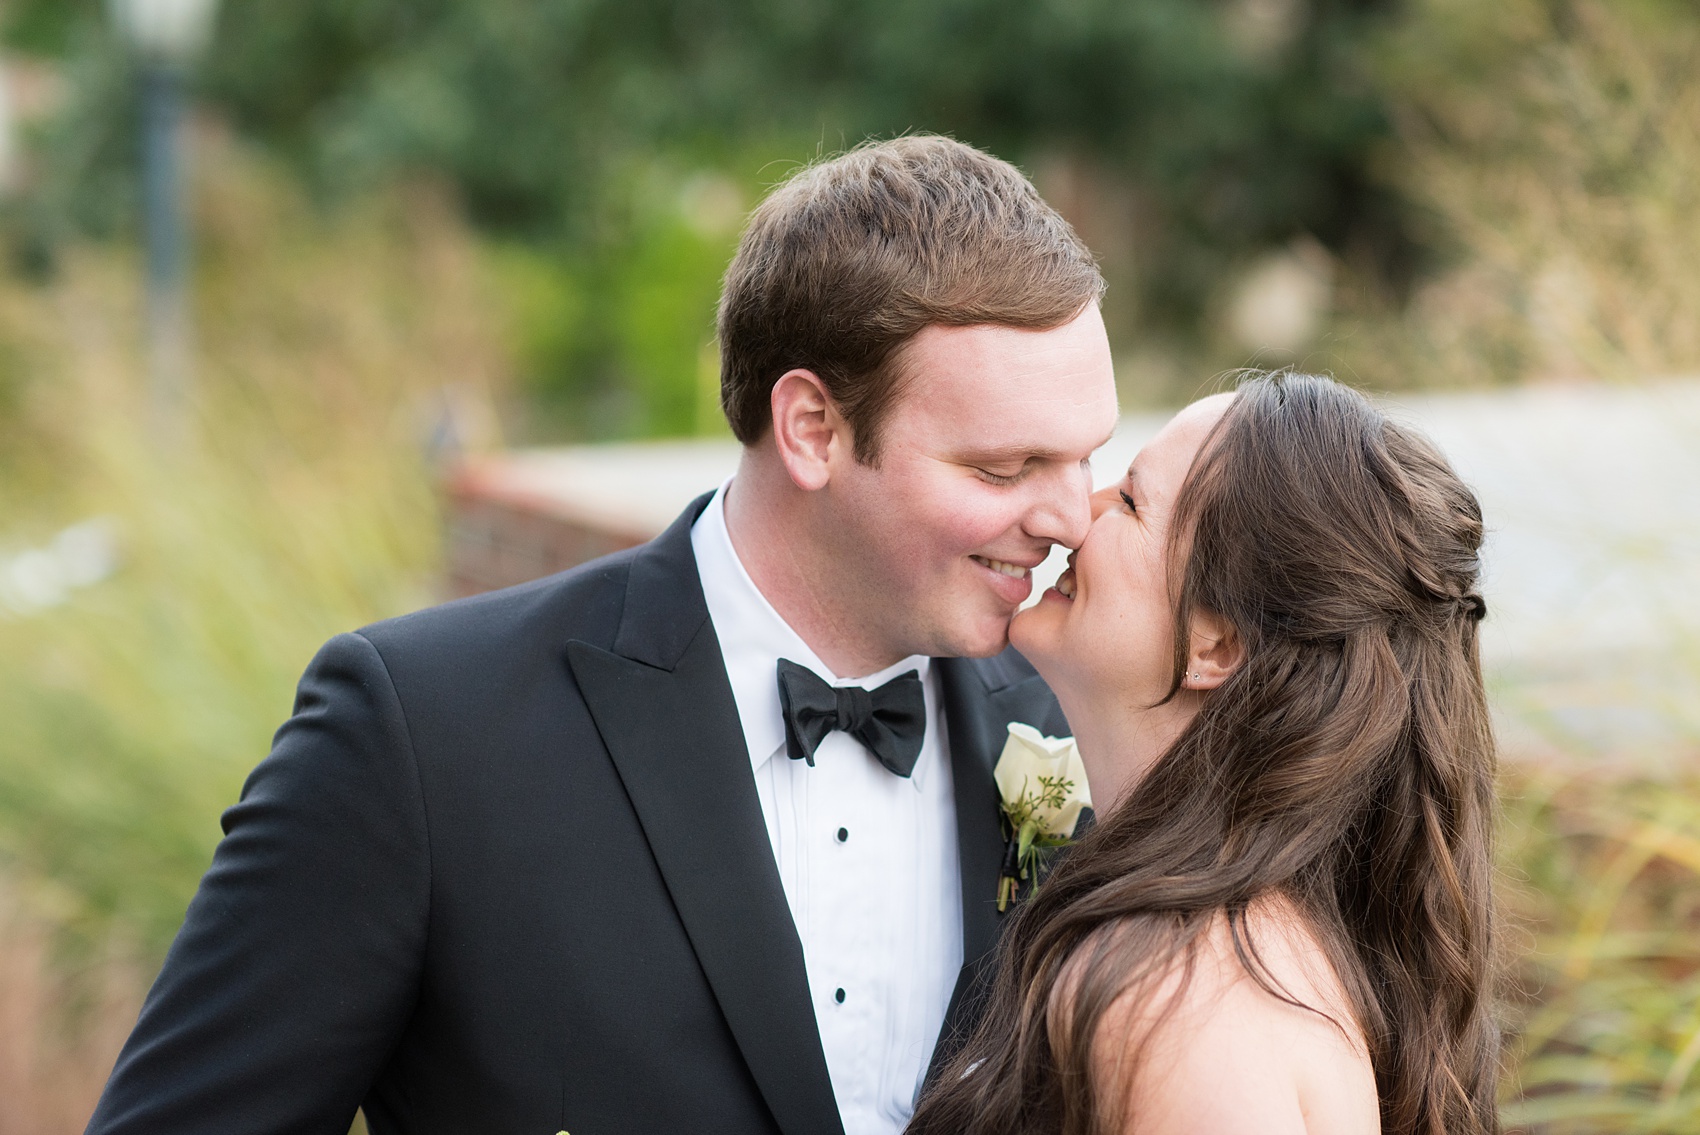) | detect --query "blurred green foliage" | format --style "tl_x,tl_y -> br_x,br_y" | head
196,0 -> 1410,427
482,162 -> 745,438
0,0 -> 99,58
187,0 -> 1398,256
4,0 -> 1407,435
